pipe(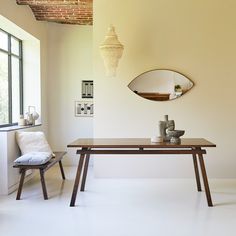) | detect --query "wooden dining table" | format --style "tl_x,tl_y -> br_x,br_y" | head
67,138 -> 216,207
